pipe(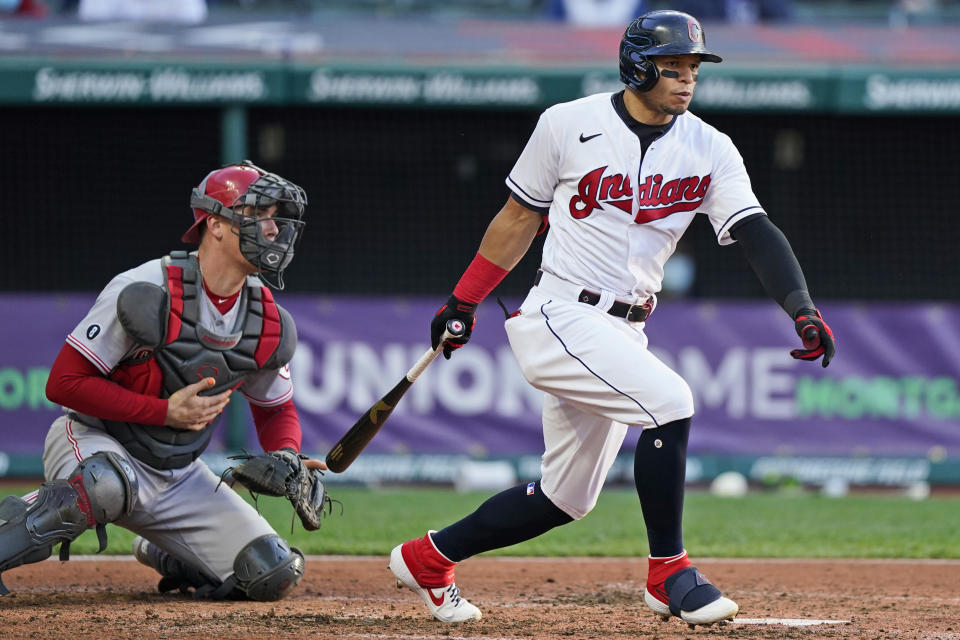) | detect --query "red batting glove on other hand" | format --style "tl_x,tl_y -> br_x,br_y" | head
791,309 -> 836,368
